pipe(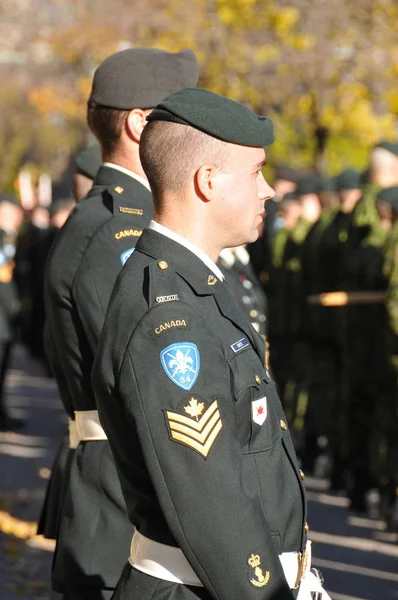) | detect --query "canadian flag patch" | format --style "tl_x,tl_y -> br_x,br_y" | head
252,397 -> 267,426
